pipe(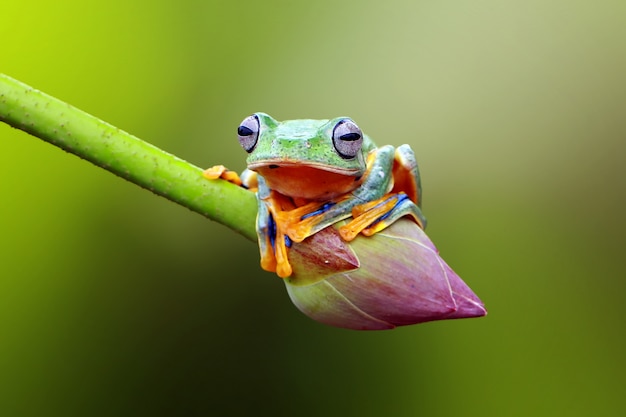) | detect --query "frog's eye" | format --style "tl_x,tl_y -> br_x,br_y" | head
332,119 -> 363,159
237,114 -> 260,153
